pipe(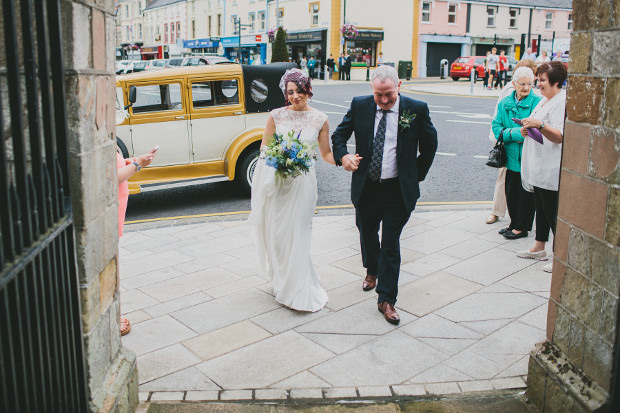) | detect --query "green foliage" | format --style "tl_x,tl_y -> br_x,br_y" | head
271,27 -> 289,63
